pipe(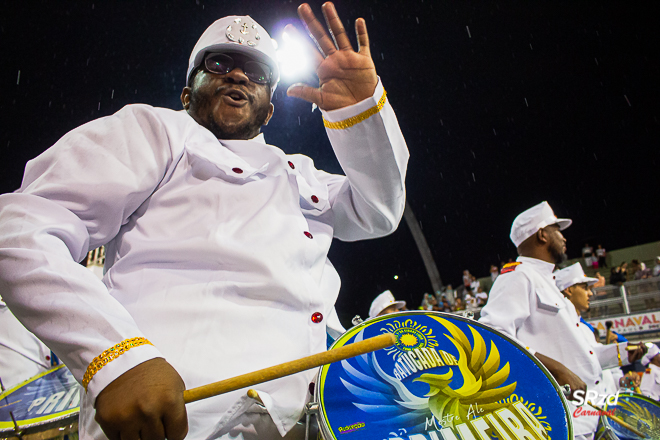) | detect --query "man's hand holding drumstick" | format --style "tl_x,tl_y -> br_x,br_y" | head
94,5 -> 382,440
